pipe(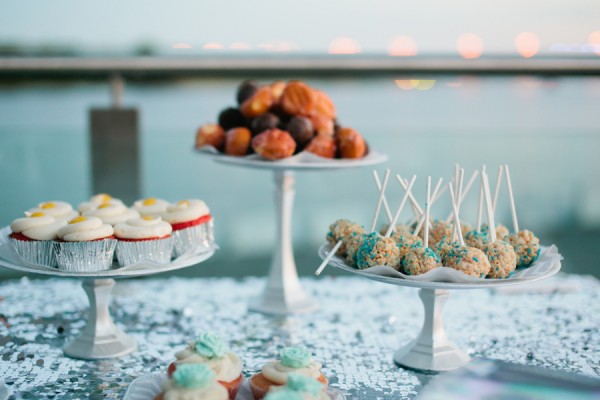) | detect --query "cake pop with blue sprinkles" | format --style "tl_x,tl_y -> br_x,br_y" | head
355,232 -> 401,270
